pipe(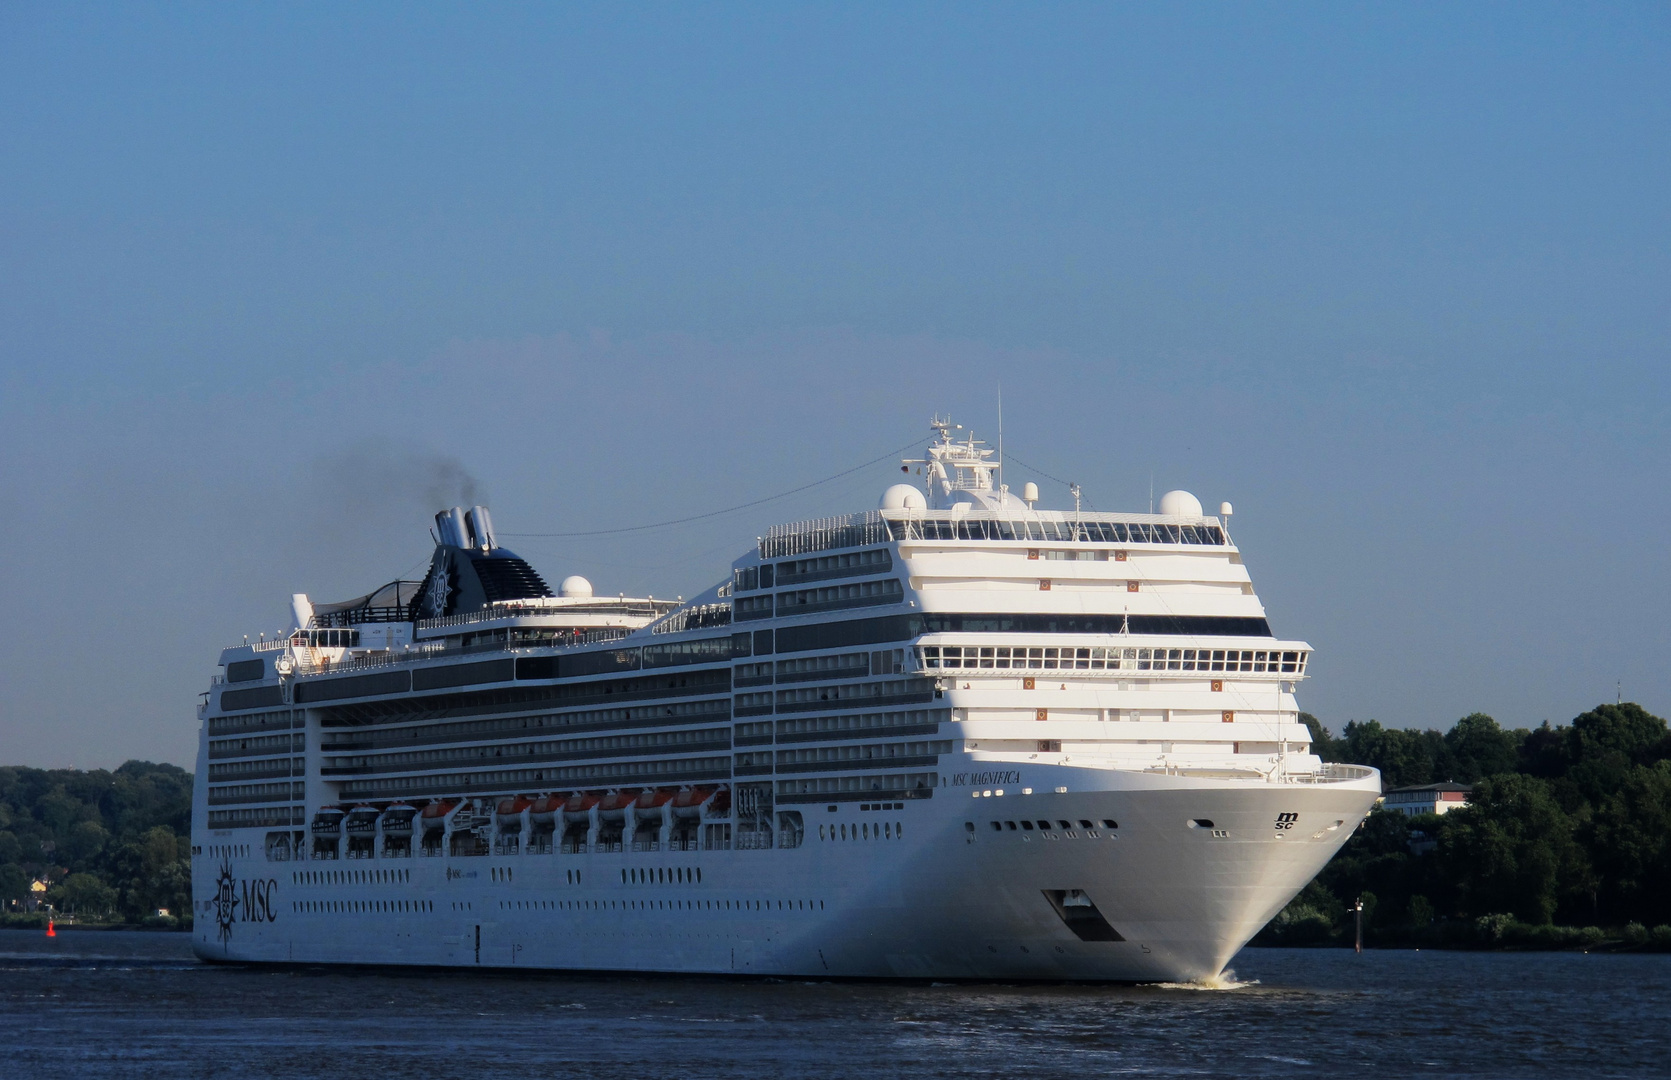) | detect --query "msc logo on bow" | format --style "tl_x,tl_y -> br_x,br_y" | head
1274,812 -> 1299,830
210,860 -> 279,944
212,861 -> 239,943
